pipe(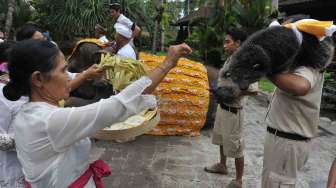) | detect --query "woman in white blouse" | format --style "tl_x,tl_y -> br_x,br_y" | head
0,40 -> 104,188
0,82 -> 27,188
0,41 -> 28,188
3,39 -> 191,188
